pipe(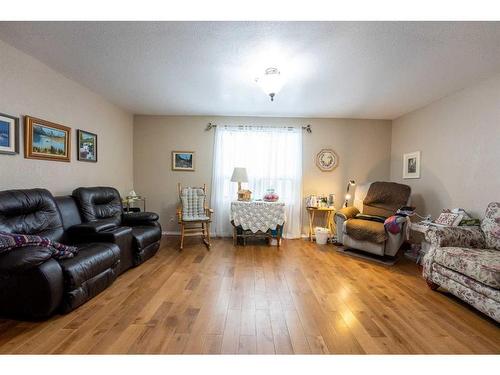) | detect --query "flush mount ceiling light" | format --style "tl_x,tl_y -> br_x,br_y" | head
255,67 -> 284,101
